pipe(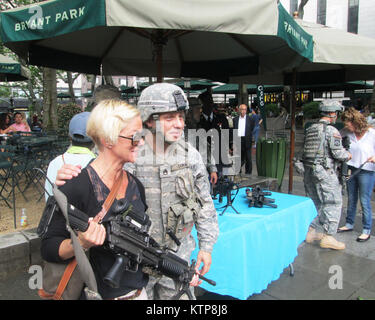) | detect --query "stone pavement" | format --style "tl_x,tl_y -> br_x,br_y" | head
1,128 -> 375,300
